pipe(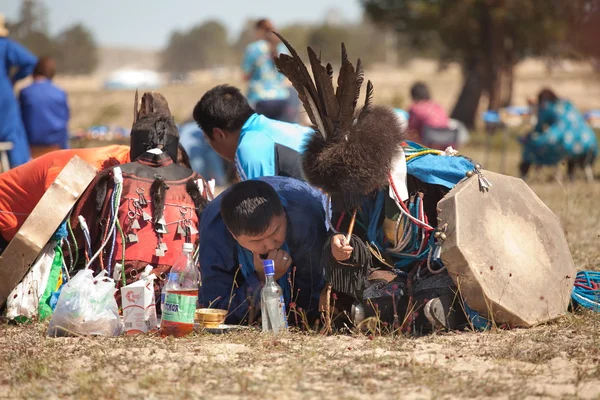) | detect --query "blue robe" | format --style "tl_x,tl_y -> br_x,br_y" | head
199,176 -> 328,325
0,38 -> 37,167
523,99 -> 599,165
19,79 -> 70,149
